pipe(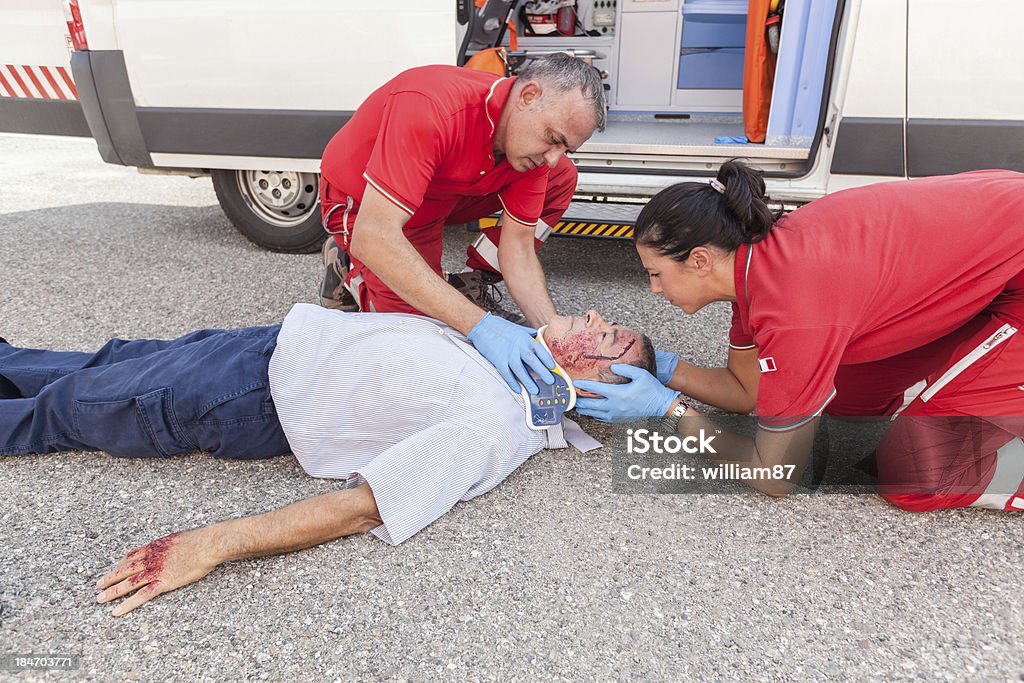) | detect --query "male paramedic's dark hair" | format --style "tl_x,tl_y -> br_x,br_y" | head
596,333 -> 656,384
517,53 -> 607,132
633,160 -> 777,262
